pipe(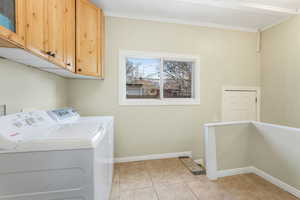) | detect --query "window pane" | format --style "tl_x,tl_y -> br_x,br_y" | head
163,60 -> 193,98
0,0 -> 16,32
126,57 -> 160,99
